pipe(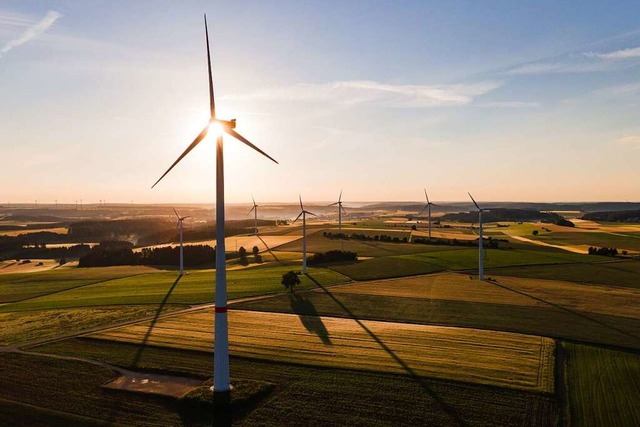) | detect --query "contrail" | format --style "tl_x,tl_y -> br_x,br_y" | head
1,10 -> 62,56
